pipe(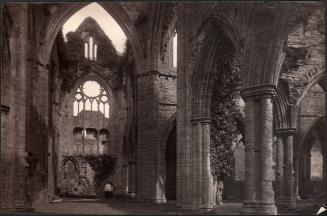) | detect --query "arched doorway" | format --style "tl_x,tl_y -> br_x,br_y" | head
104,181 -> 114,199
61,158 -> 79,196
165,123 -> 176,201
298,117 -> 325,199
